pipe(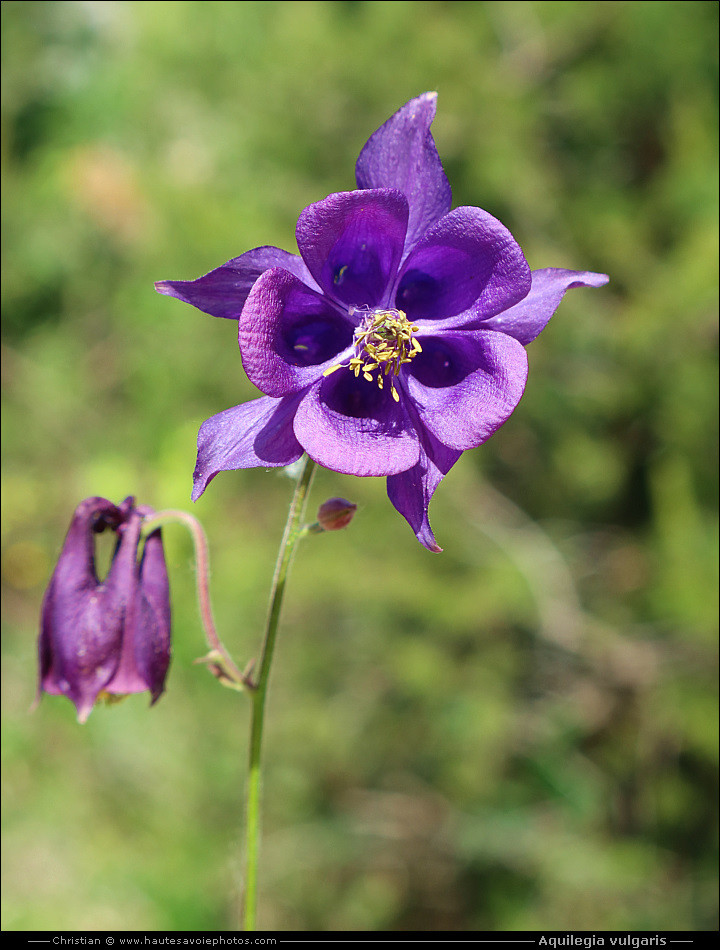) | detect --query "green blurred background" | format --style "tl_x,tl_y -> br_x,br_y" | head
2,0 -> 717,933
